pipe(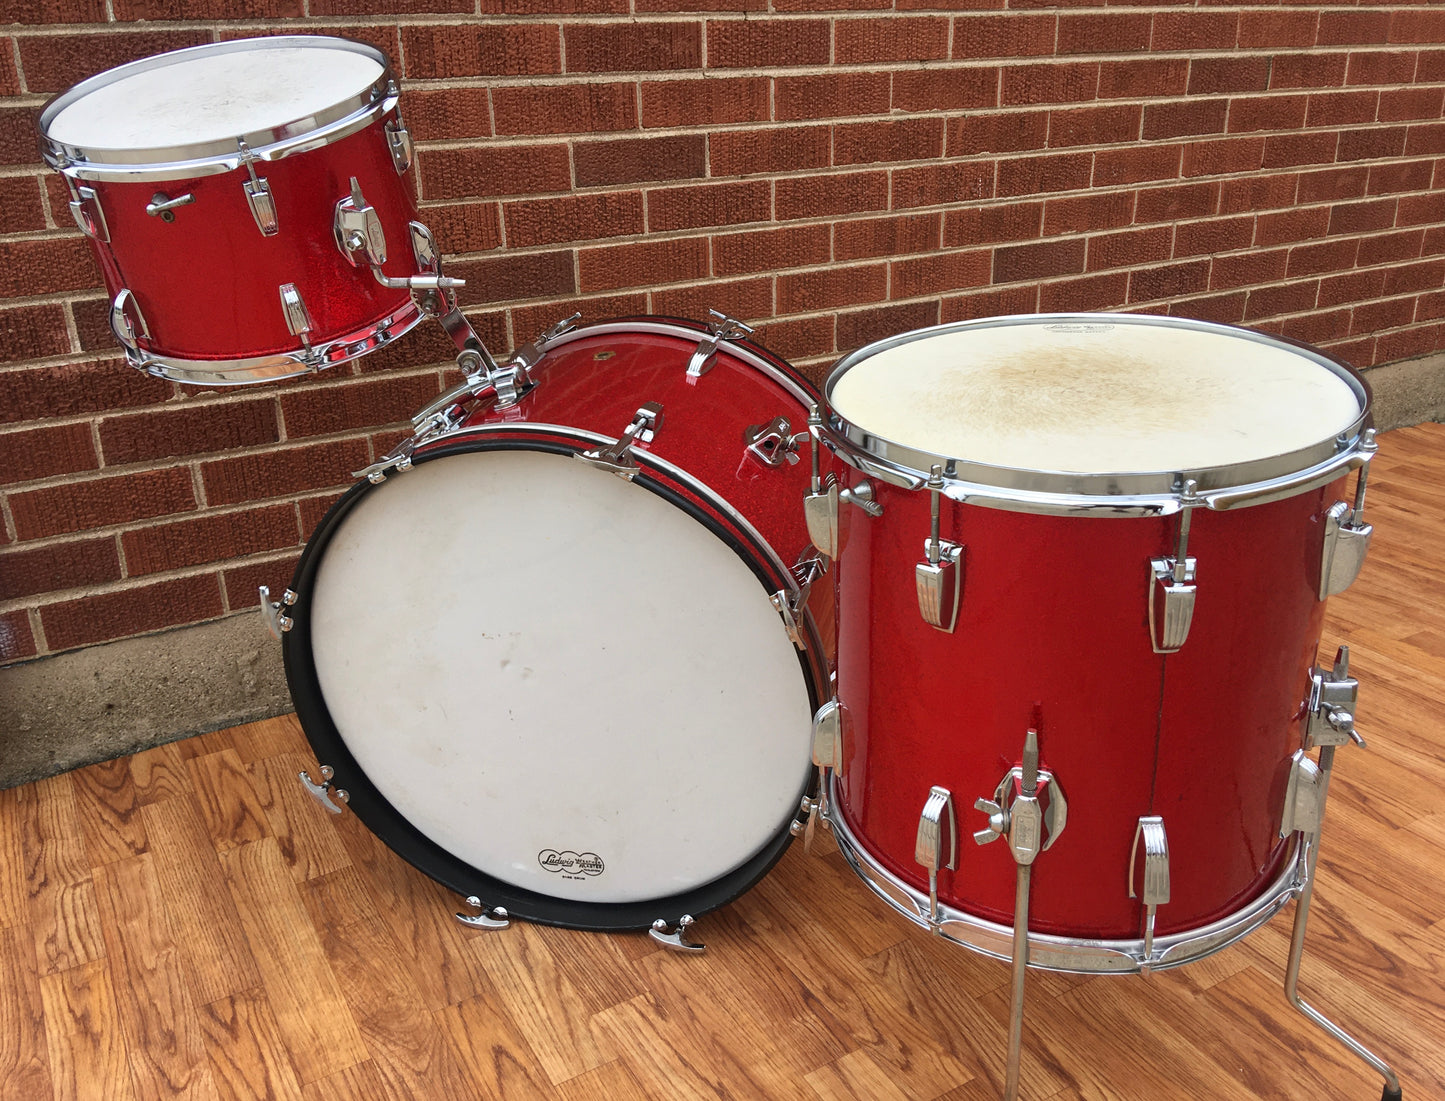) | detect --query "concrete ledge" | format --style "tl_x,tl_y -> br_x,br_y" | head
1362,352 -> 1445,431
0,612 -> 290,790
